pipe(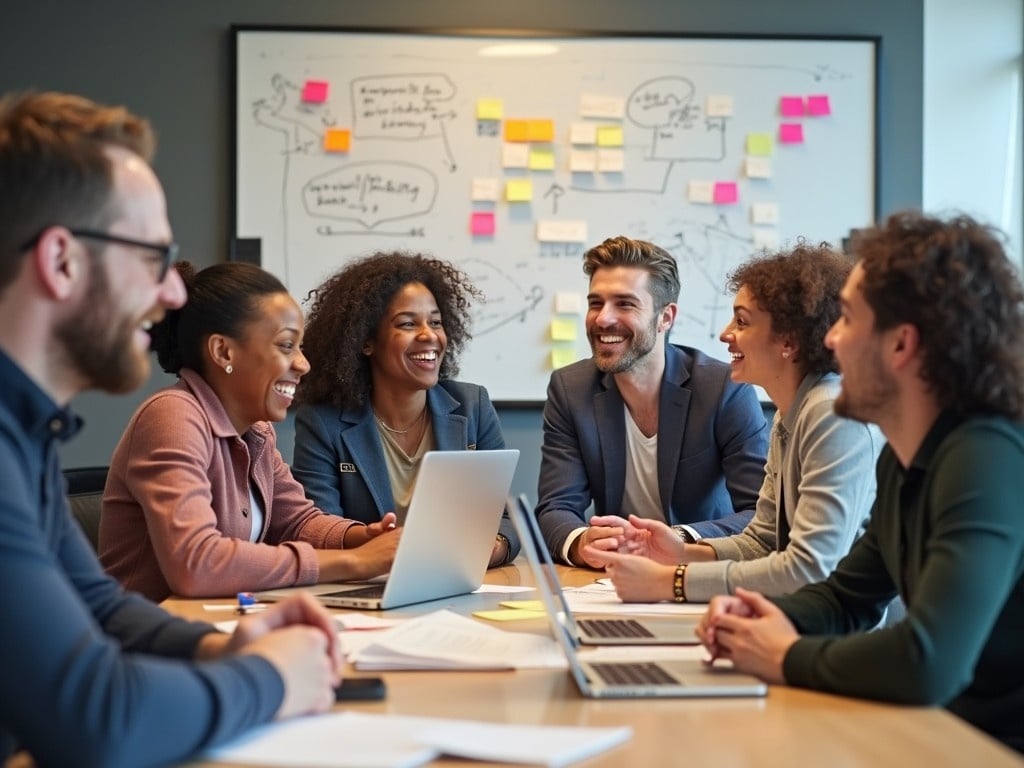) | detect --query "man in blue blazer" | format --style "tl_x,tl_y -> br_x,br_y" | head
536,236 -> 768,567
